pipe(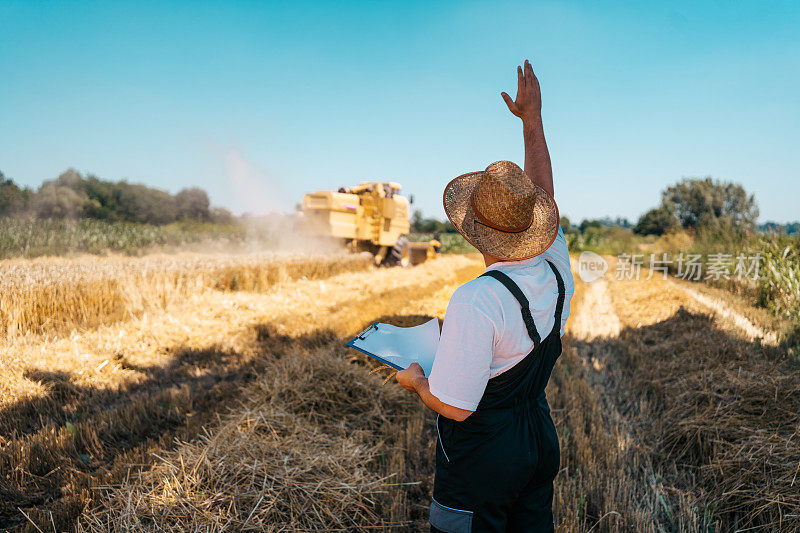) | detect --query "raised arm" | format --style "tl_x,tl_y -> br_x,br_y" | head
501,60 -> 554,198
